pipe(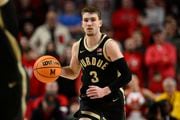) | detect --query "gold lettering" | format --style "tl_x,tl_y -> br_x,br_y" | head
97,59 -> 103,68
92,57 -> 96,66
80,58 -> 109,70
80,59 -> 87,67
101,62 -> 109,70
85,57 -> 91,66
